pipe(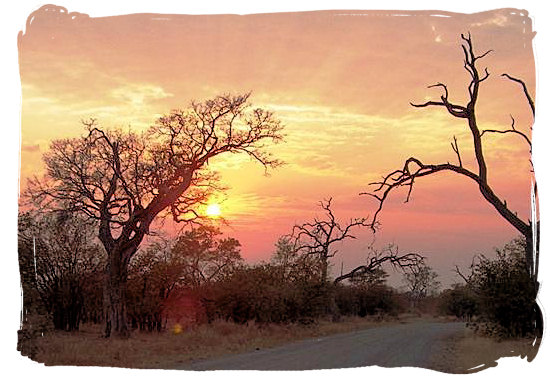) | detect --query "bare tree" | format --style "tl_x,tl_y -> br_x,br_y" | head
26,93 -> 283,337
365,33 -> 538,280
402,264 -> 440,308
335,244 -> 424,285
291,198 -> 369,283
